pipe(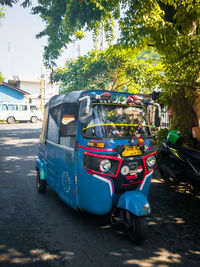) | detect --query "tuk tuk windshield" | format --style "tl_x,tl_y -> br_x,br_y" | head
82,104 -> 151,139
